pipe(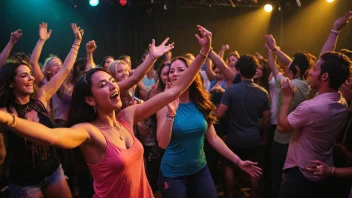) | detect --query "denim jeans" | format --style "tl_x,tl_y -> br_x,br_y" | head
158,166 -> 218,198
9,164 -> 67,198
